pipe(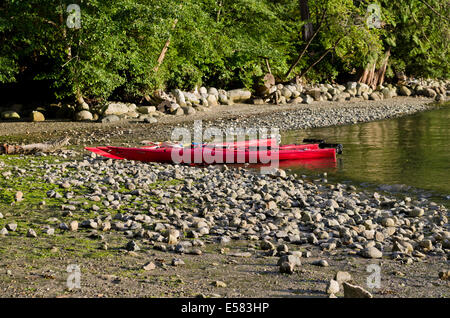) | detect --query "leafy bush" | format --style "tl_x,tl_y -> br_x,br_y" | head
0,0 -> 448,104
